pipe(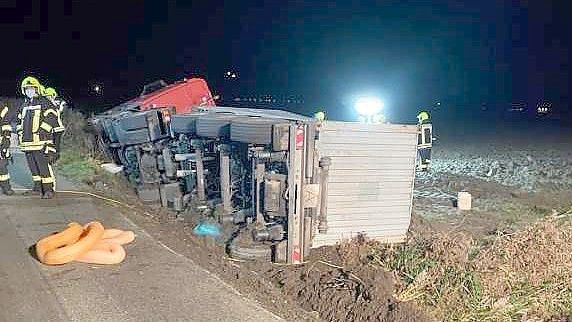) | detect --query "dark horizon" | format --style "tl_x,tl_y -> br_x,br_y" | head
1,1 -> 569,122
